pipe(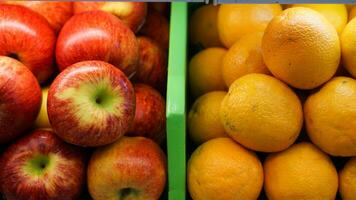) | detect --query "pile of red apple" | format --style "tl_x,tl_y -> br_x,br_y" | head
0,2 -> 169,200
